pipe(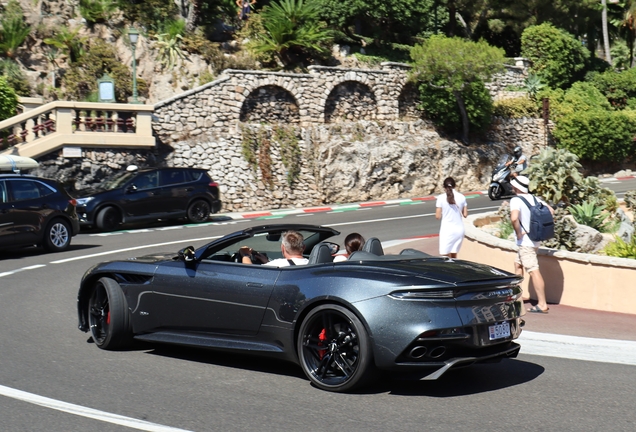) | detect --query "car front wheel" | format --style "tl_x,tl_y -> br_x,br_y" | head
88,277 -> 132,350
43,219 -> 71,252
297,304 -> 375,392
187,199 -> 211,223
96,206 -> 121,231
